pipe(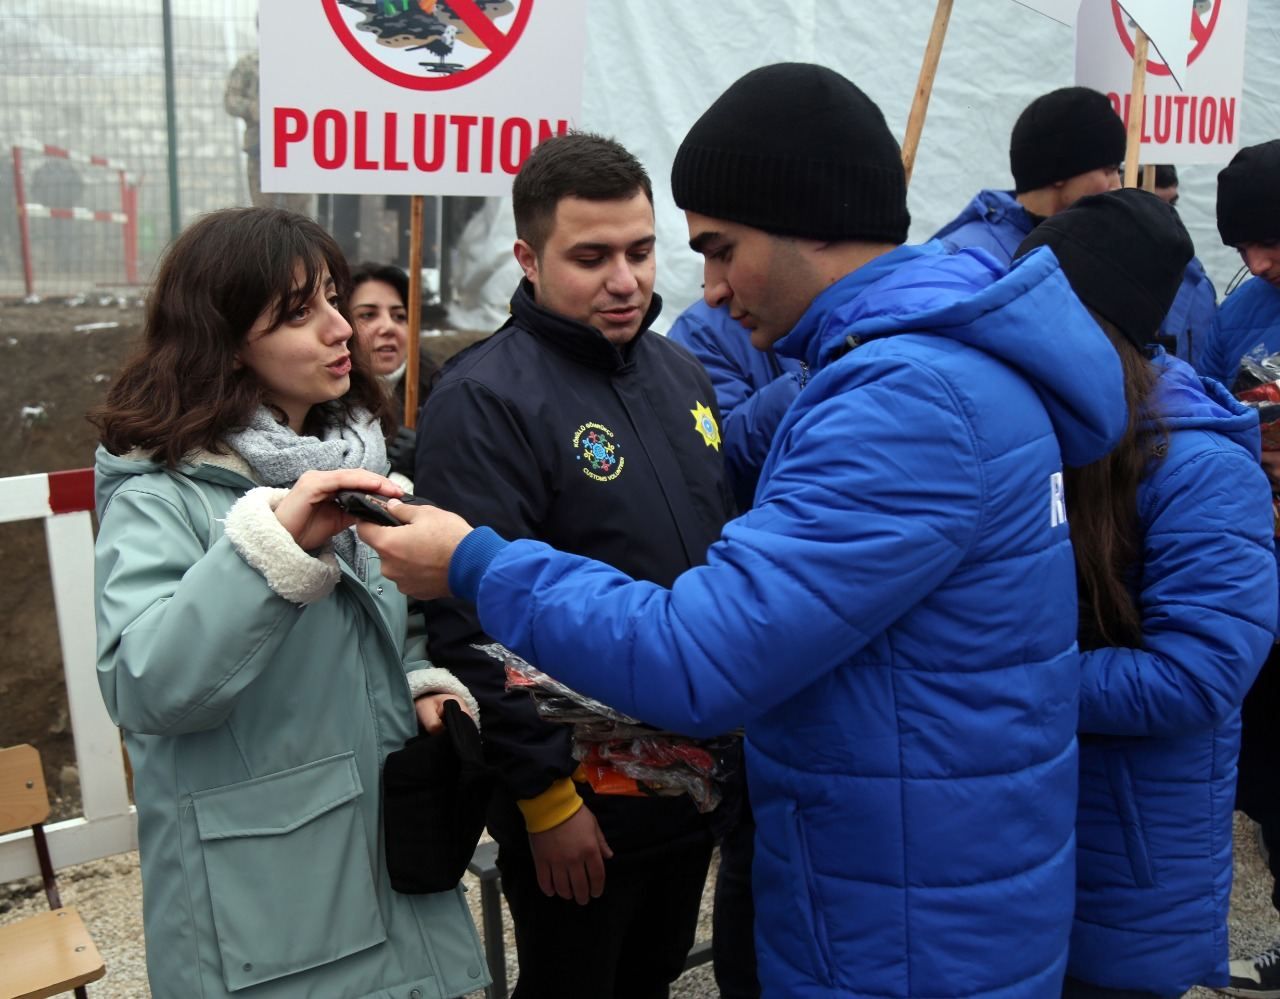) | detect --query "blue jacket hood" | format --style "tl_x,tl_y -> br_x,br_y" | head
1150,350 -> 1261,459
776,242 -> 1127,467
